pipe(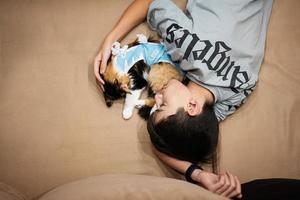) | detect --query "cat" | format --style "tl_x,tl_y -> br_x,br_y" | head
101,34 -> 183,120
